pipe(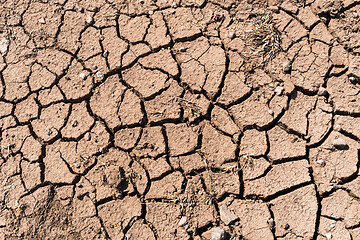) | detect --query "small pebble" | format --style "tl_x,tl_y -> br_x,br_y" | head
0,38 -> 9,56
268,109 -> 274,115
329,224 -> 335,229
99,147 -> 106,153
179,47 -> 186,52
220,205 -> 239,225
331,183 -> 338,190
316,159 -> 326,167
354,11 -> 359,18
267,218 -> 275,230
228,31 -> 236,39
149,10 -> 154,15
46,128 -> 53,136
85,15 -> 94,24
211,227 -> 225,240
275,86 -> 284,96
283,61 -> 291,73
92,65 -> 98,70
103,50 -> 109,57
171,2 -> 177,8
325,232 -> 332,239
79,72 -> 86,79
38,18 -> 46,24
334,124 -> 341,132
333,138 -> 348,149
73,163 -> 80,168
96,71 -> 104,78
71,120 -> 78,127
84,132 -> 91,141
352,64 -> 358,69
349,76 -> 356,82
169,10 -> 176,14
317,87 -> 328,96
178,216 -> 187,227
